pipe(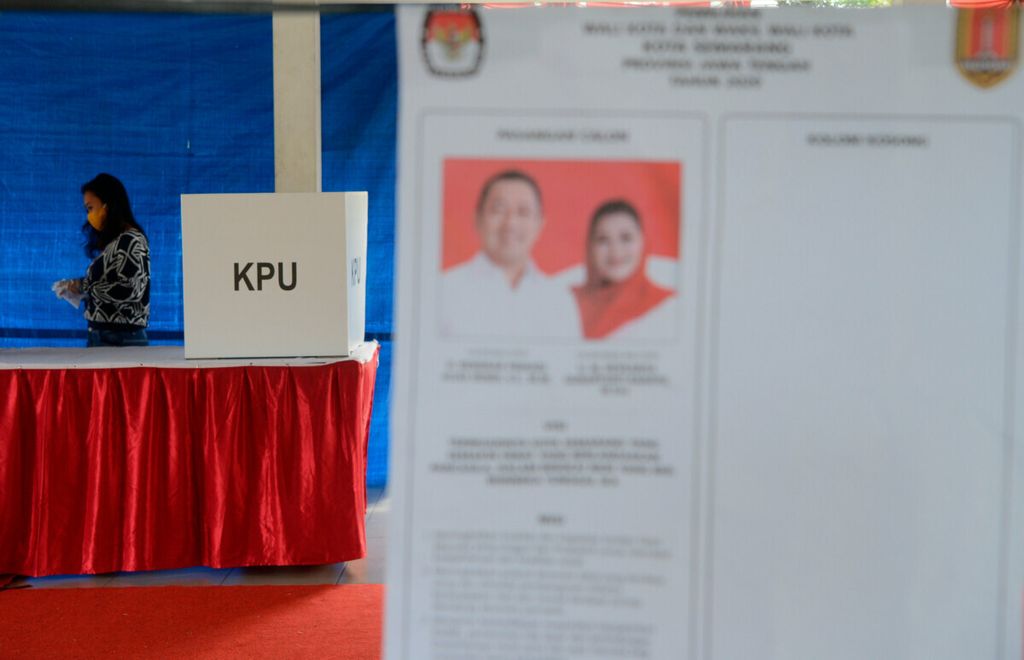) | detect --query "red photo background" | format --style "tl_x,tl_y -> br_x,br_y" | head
441,159 -> 682,274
